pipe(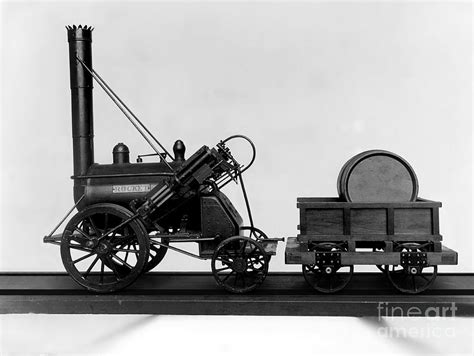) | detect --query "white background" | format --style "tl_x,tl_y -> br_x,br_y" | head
0,0 -> 472,272
0,1 -> 472,355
